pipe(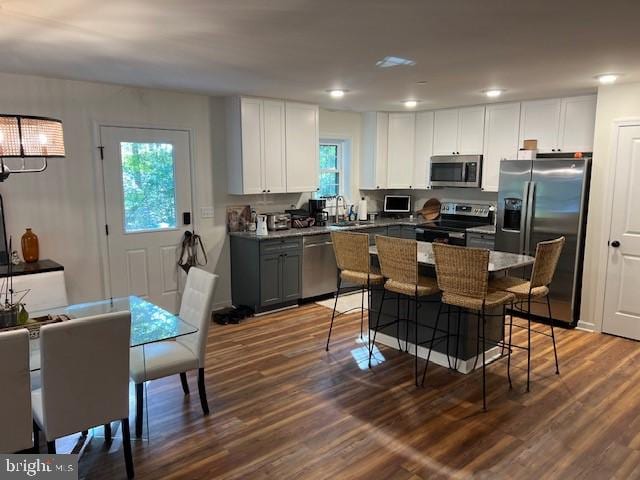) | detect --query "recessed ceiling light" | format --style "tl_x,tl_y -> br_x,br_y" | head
404,100 -> 418,108
327,89 -> 346,98
596,74 -> 619,84
376,56 -> 416,68
416,80 -> 428,85
484,89 -> 504,98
